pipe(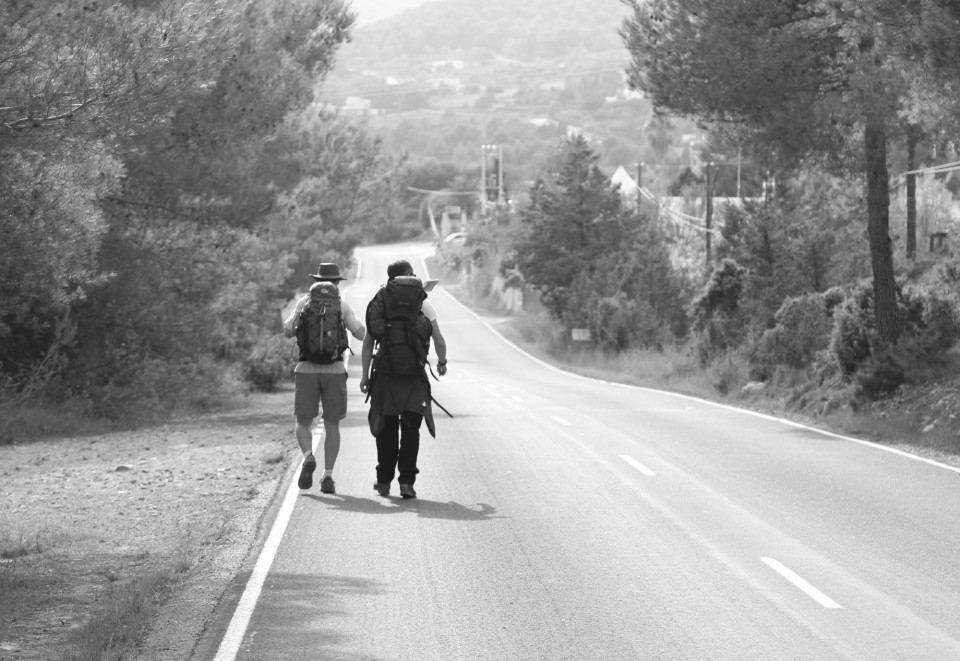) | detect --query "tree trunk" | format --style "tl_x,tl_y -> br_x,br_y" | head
864,122 -> 902,342
906,125 -> 918,261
